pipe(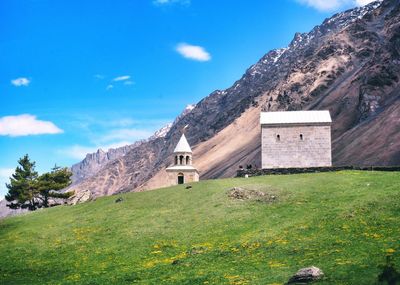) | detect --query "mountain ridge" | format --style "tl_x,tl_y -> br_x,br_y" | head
2,0 -> 398,219
69,105 -> 197,184
66,0 -> 400,199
